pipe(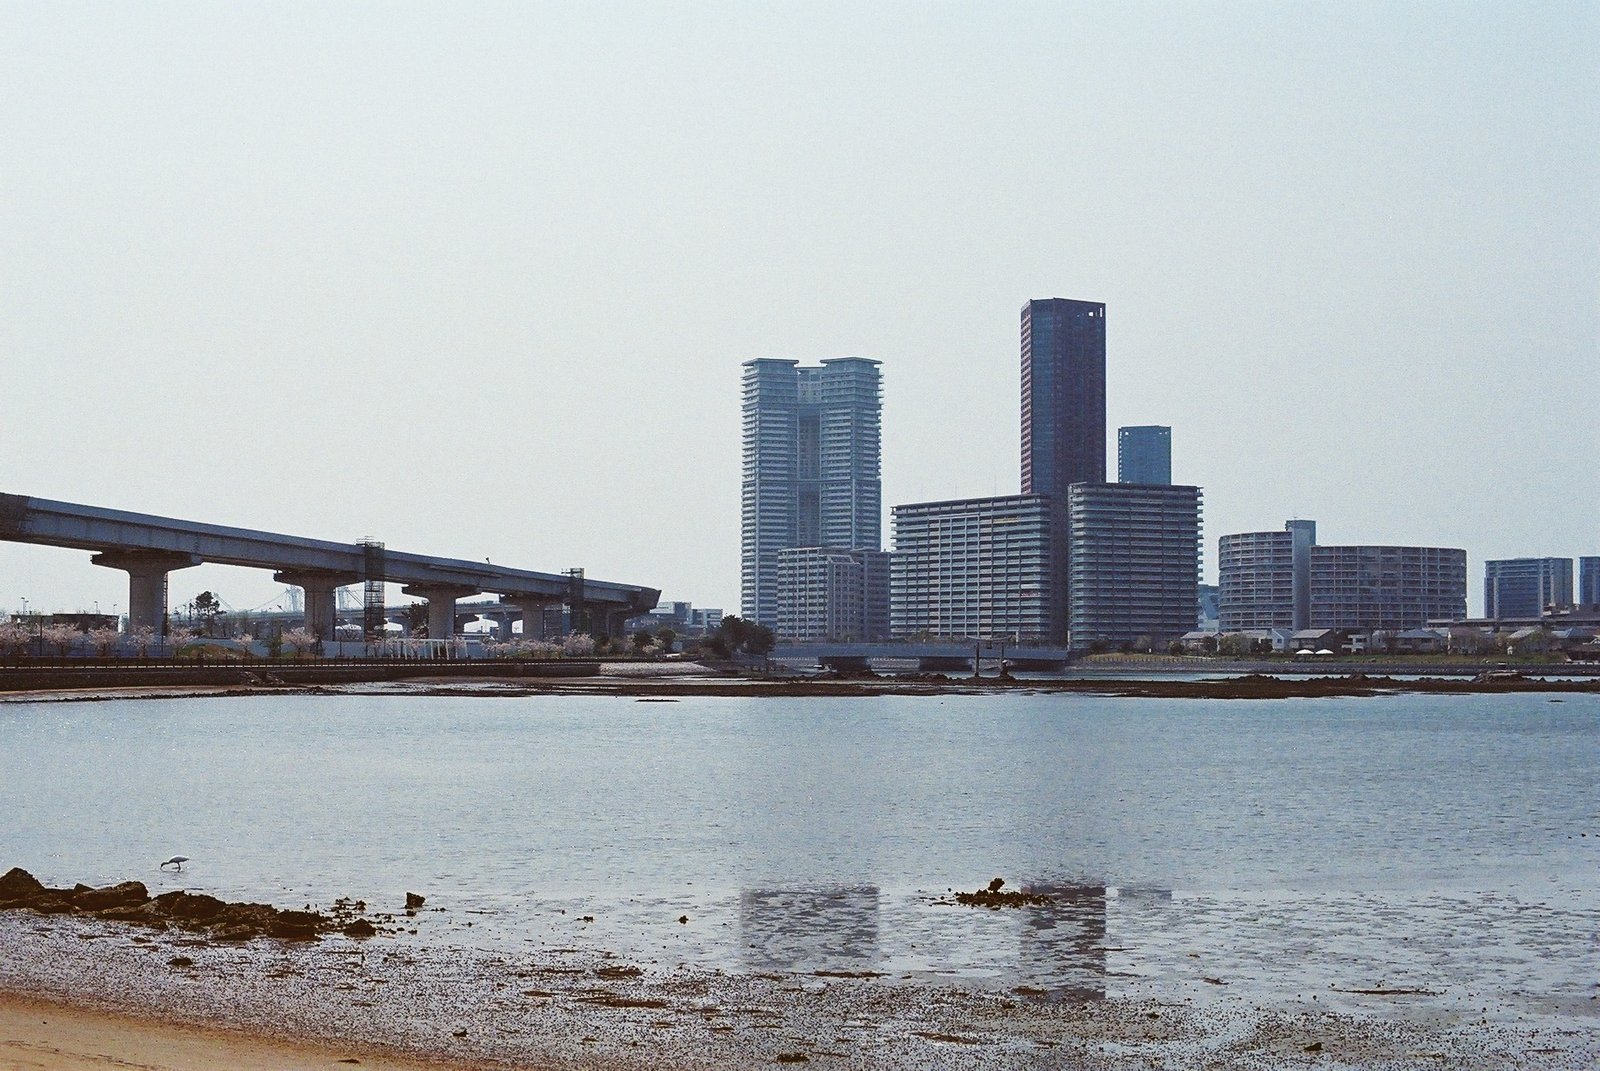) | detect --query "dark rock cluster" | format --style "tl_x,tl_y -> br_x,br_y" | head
0,866 -> 382,941
945,877 -> 1059,909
